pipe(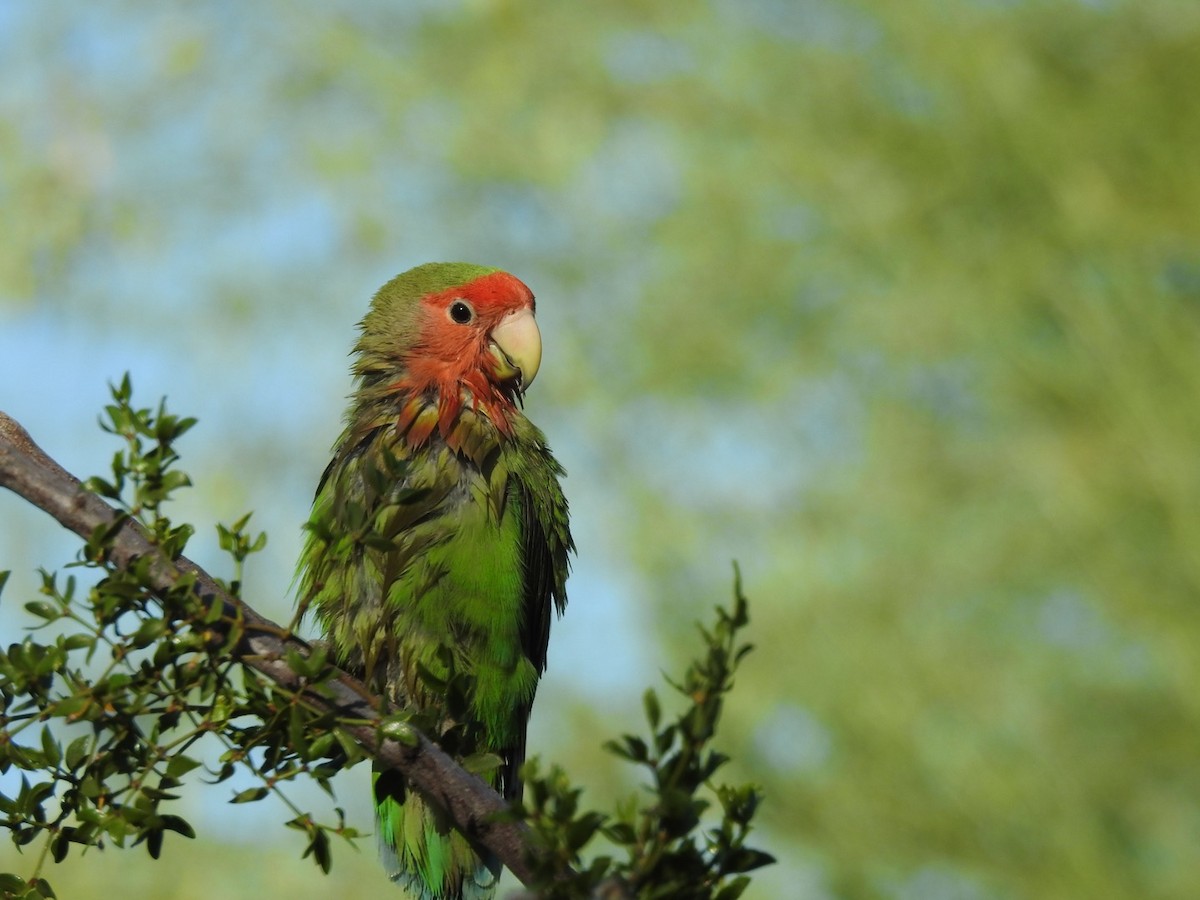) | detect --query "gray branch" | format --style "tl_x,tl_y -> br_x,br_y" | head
0,411 -> 542,887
